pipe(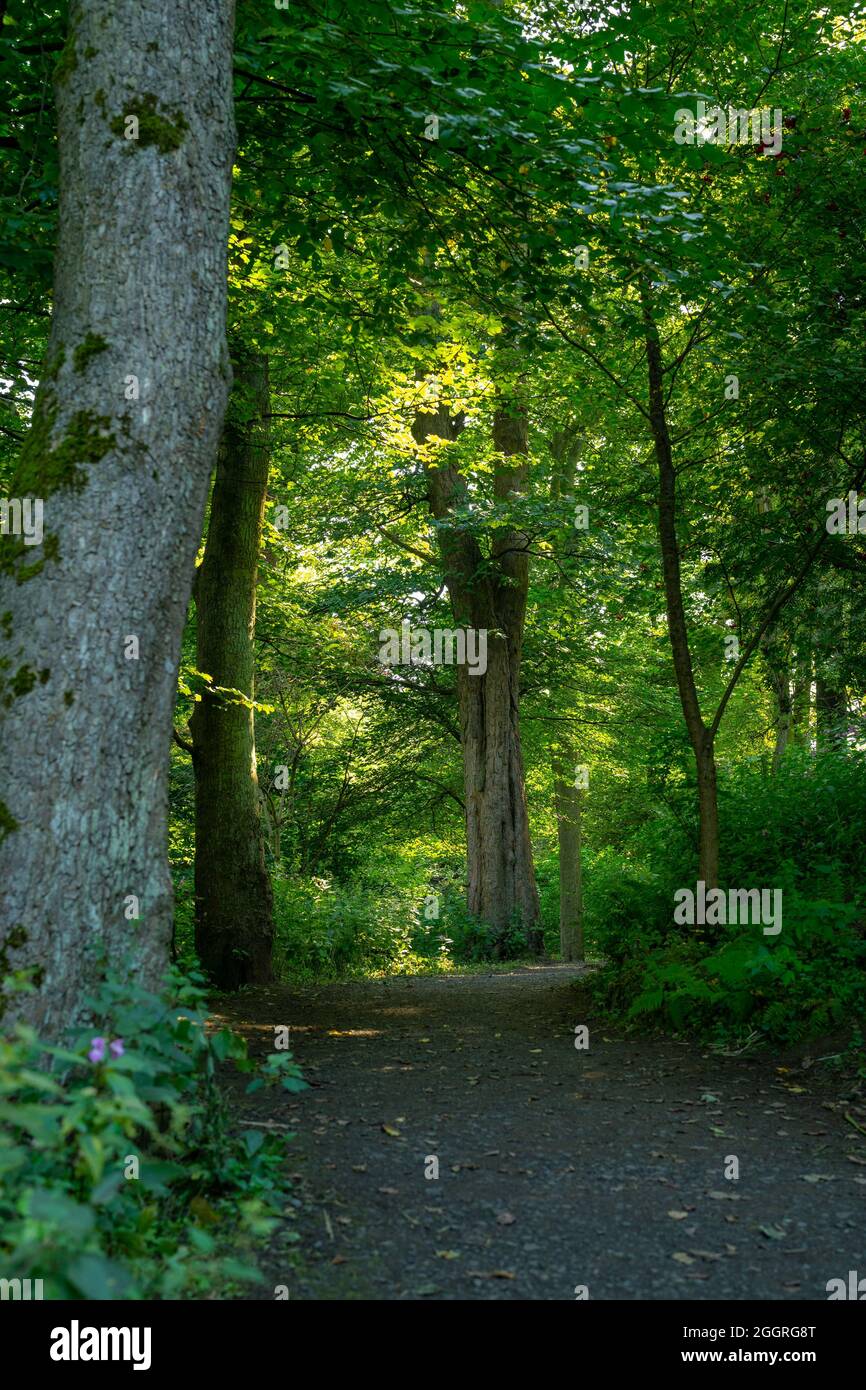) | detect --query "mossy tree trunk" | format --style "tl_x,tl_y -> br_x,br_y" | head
190,353 -> 274,988
0,0 -> 236,1037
